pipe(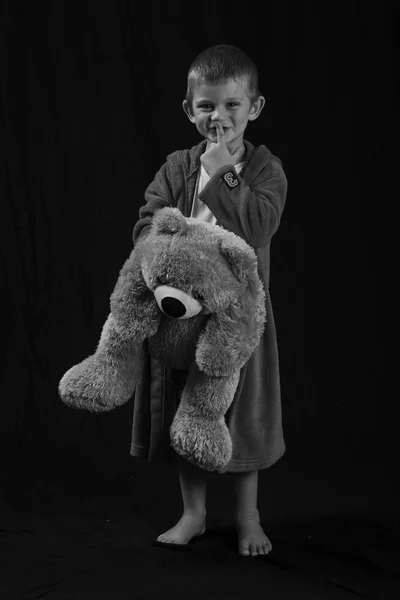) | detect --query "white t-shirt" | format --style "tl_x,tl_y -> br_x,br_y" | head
190,162 -> 245,225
